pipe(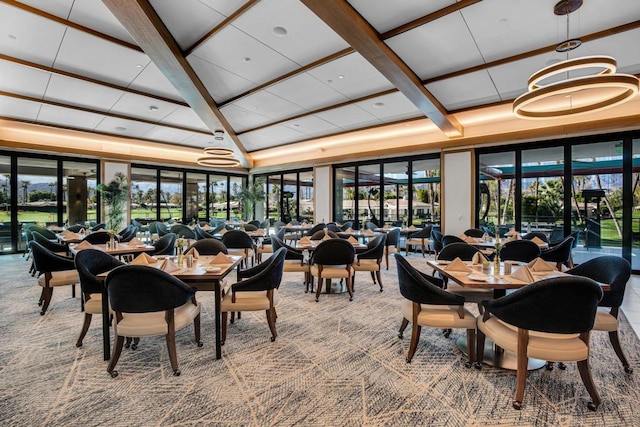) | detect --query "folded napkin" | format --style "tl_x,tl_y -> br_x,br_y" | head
60,230 -> 76,237
531,236 -> 545,245
471,251 -> 487,265
286,222 -> 293,227
482,233 -> 490,240
506,229 -> 518,237
509,265 -> 535,284
131,252 -> 157,265
364,229 -> 374,235
74,240 -> 94,250
160,259 -> 181,273
322,234 -> 332,241
408,225 -> 416,230
347,236 -> 358,244
202,224 -> 211,230
458,233 -> 468,240
254,229 -> 265,236
184,247 -> 200,259
527,257 -> 556,272
94,228 -> 105,232
209,253 -> 234,265
127,237 -> 145,246
464,235 -> 477,243
383,224 -> 391,229
298,236 -> 312,245
443,257 -> 472,273
219,228 -> 228,235
345,227 -> 354,233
